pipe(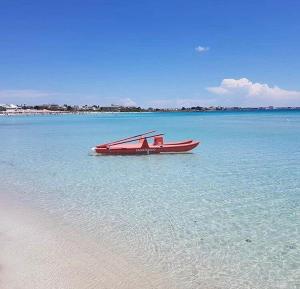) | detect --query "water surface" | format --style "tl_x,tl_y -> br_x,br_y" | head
1,111 -> 299,289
